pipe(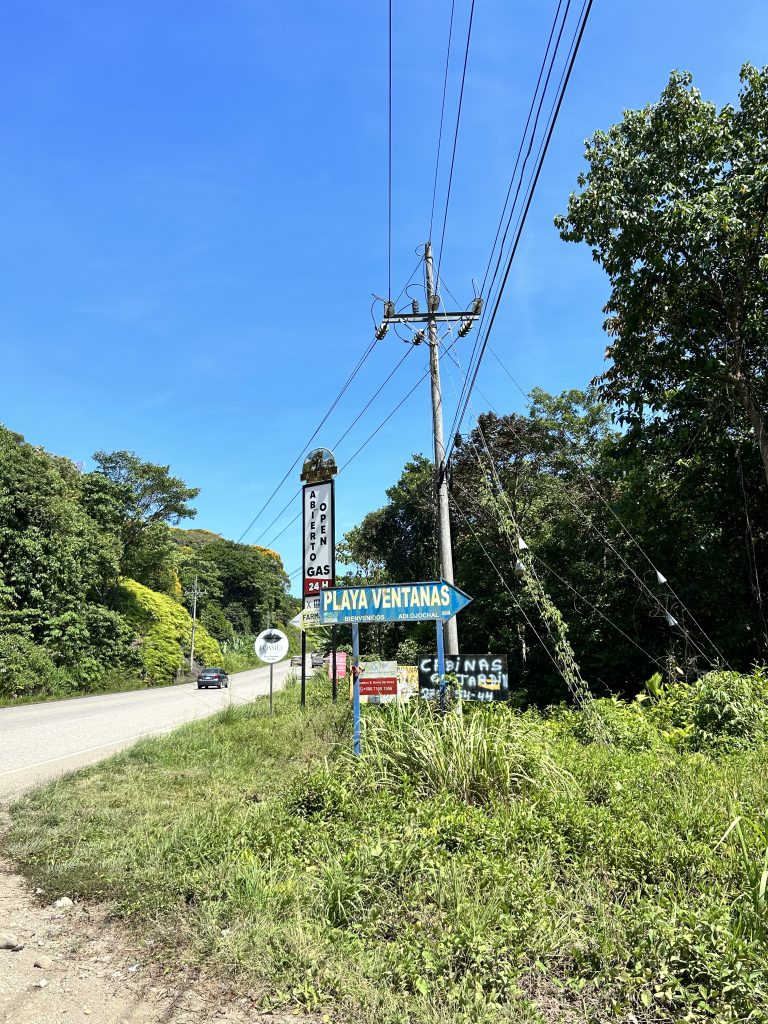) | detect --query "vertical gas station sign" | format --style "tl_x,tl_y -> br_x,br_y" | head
303,480 -> 335,596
